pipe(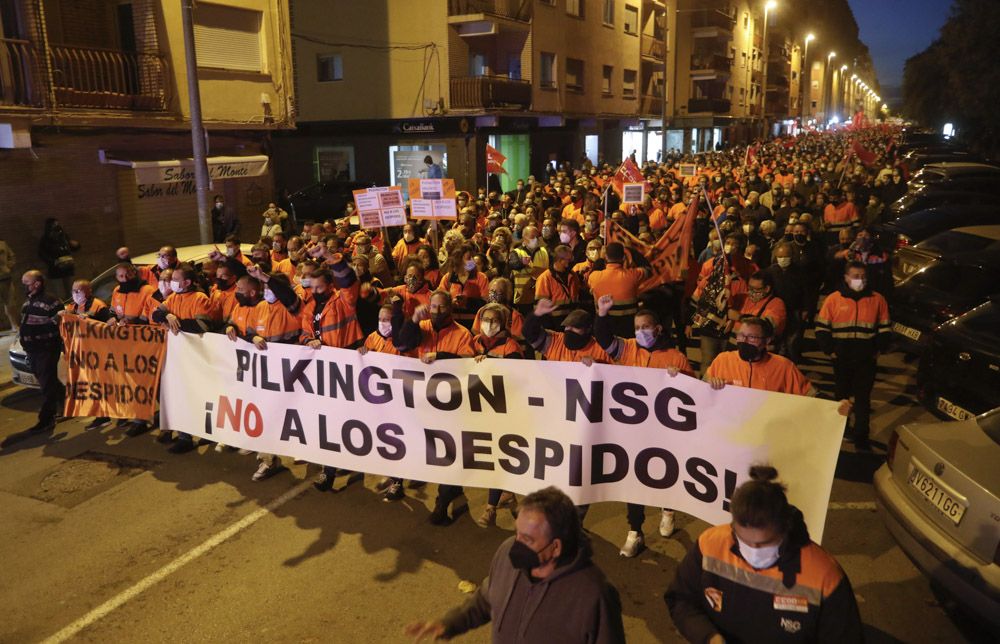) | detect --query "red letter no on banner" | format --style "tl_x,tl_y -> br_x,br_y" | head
215,395 -> 264,437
